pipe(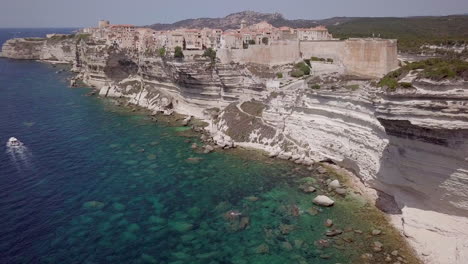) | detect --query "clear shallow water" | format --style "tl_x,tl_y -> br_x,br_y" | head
0,29 -> 404,264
